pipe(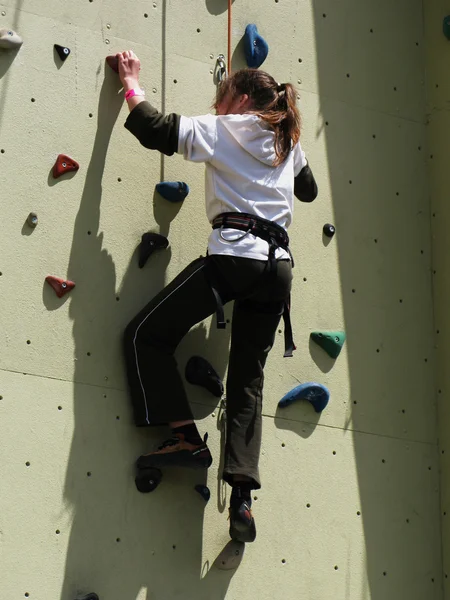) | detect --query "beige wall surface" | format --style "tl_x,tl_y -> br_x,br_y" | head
425,1 -> 450,599
0,1 -> 442,599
